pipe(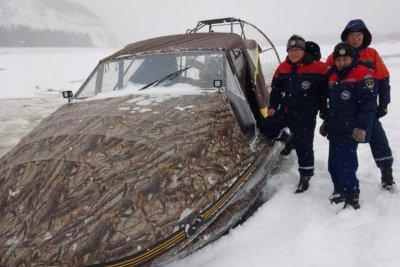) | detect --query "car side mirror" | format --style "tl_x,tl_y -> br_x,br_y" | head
62,90 -> 73,102
213,79 -> 223,88
213,79 -> 225,92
